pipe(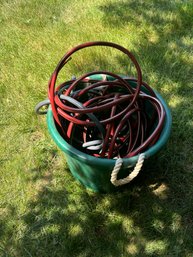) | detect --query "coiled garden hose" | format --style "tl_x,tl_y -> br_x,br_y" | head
35,41 -> 166,160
